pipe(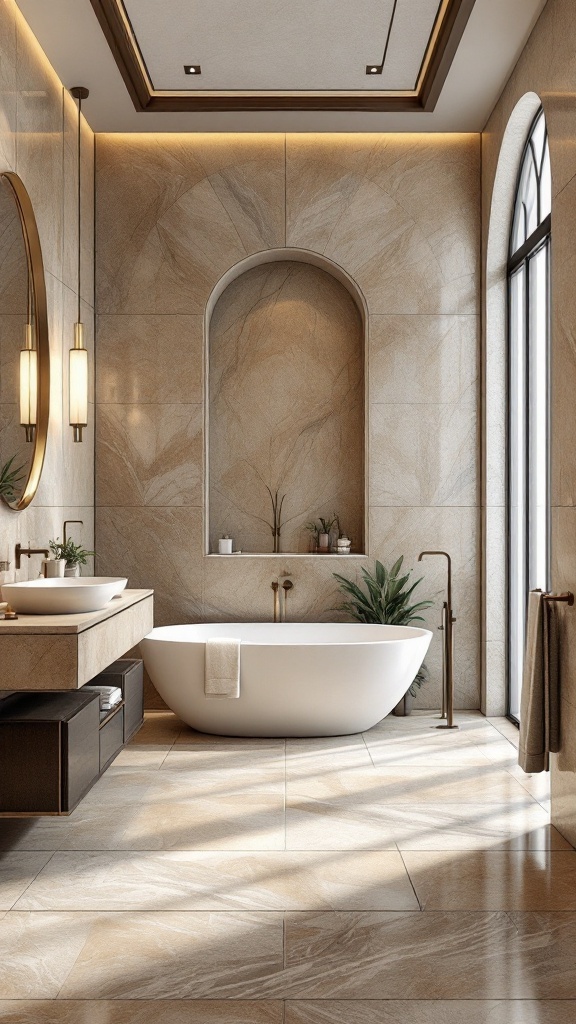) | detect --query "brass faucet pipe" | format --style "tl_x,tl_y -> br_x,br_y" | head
271,581 -> 280,623
417,550 -> 458,730
15,543 -> 50,570
281,579 -> 294,623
